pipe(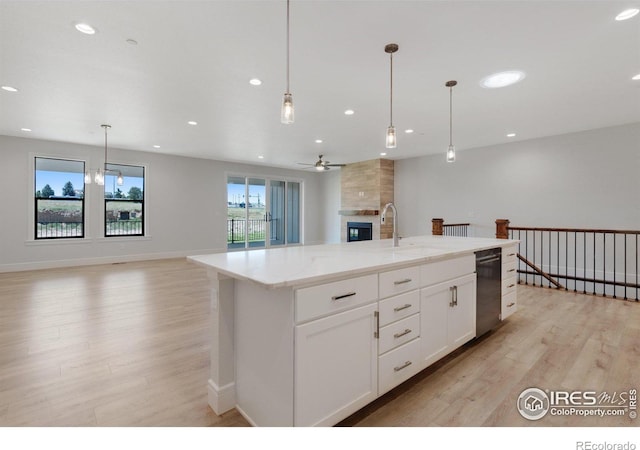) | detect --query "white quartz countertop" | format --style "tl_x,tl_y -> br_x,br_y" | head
188,235 -> 519,289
